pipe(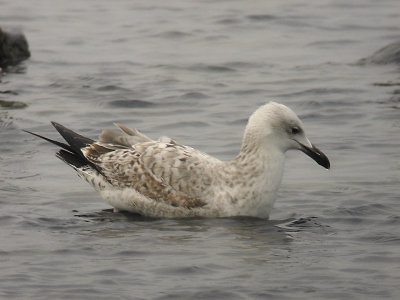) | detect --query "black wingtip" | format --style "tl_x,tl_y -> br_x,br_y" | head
24,123 -> 104,175
23,129 -> 75,153
50,121 -> 63,129
49,121 -> 95,154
